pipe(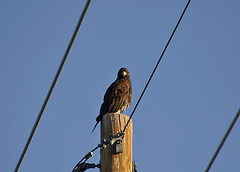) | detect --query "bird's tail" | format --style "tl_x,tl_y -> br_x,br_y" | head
91,121 -> 100,133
